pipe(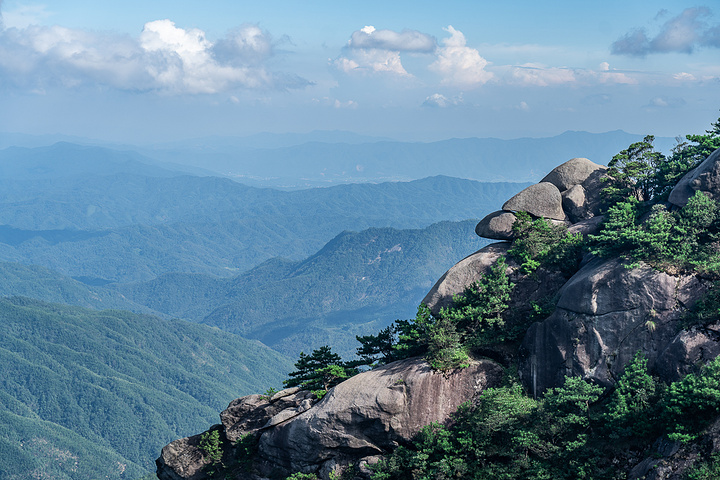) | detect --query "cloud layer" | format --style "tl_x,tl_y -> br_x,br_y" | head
0,19 -> 309,94
612,7 -> 720,56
